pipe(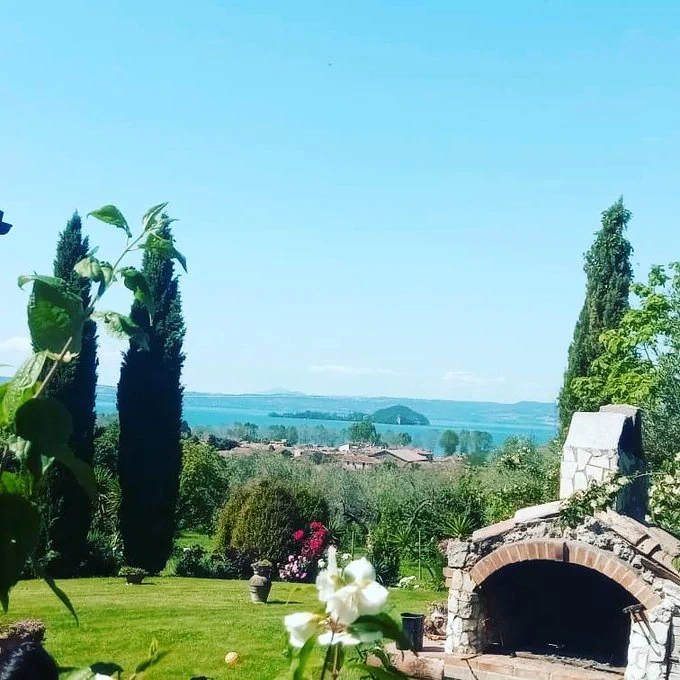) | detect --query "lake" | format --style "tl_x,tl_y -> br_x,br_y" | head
97,387 -> 557,454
